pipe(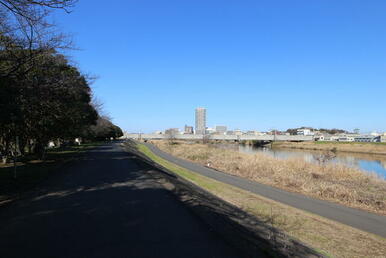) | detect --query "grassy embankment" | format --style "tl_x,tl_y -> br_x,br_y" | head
137,143 -> 386,258
0,142 -> 102,203
152,141 -> 386,215
273,141 -> 386,155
